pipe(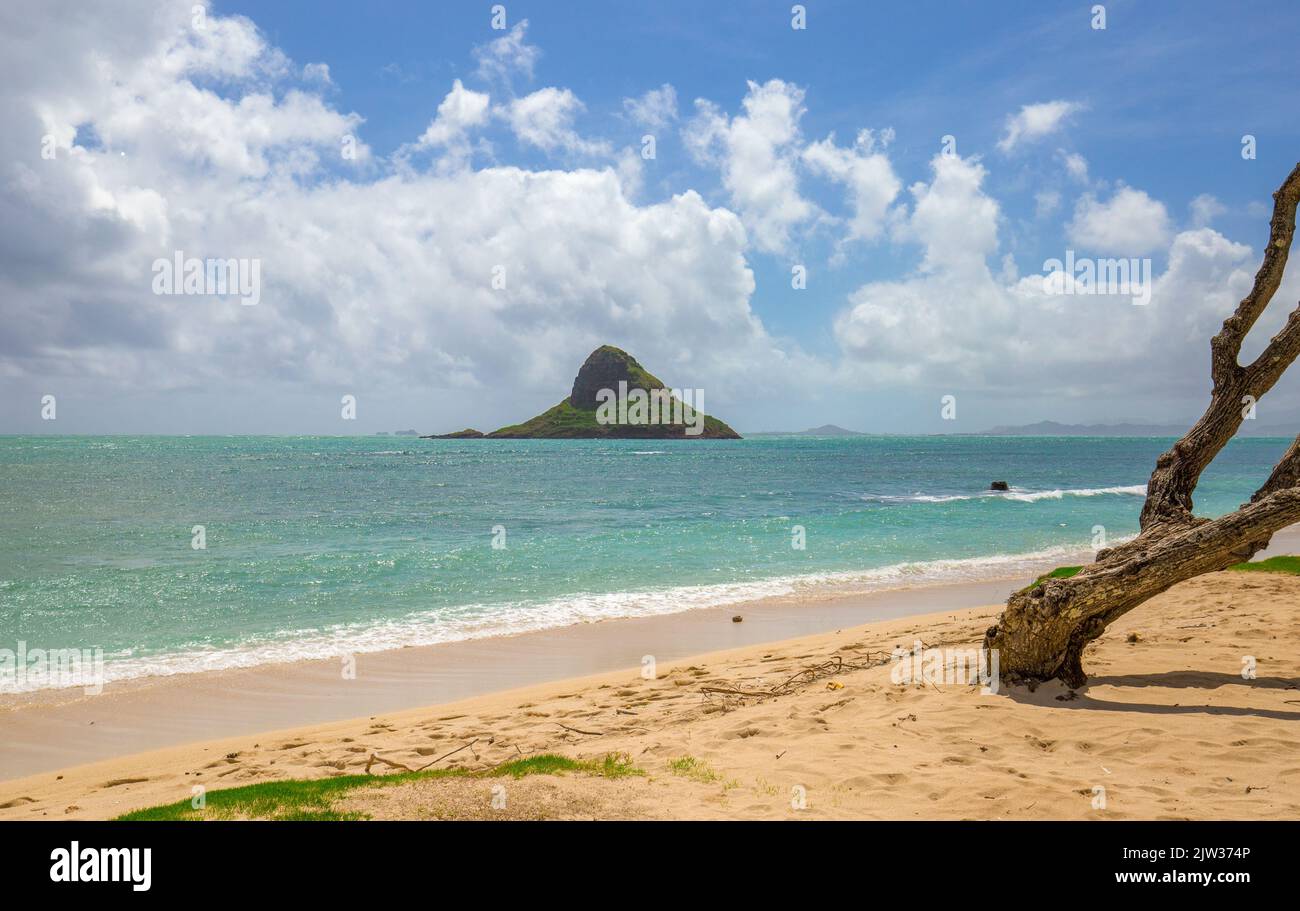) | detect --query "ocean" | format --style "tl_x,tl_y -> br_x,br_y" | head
0,434 -> 1290,690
